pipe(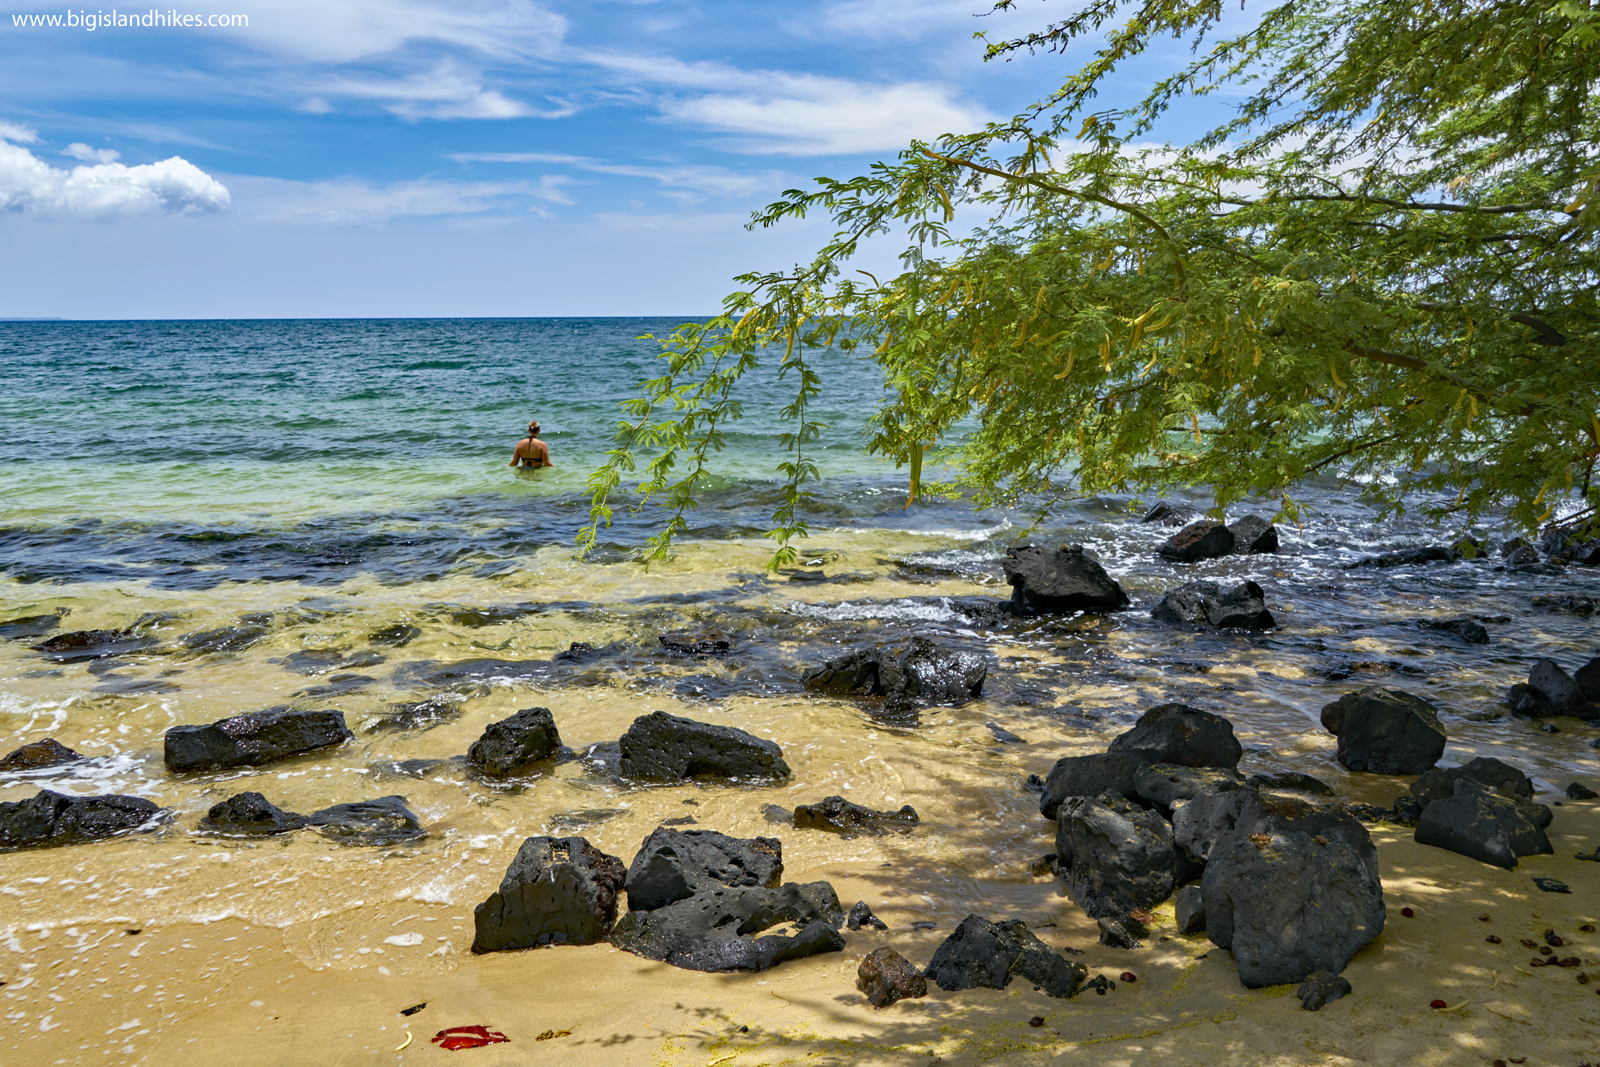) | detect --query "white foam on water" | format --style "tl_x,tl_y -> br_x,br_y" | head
785,598 -> 963,623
